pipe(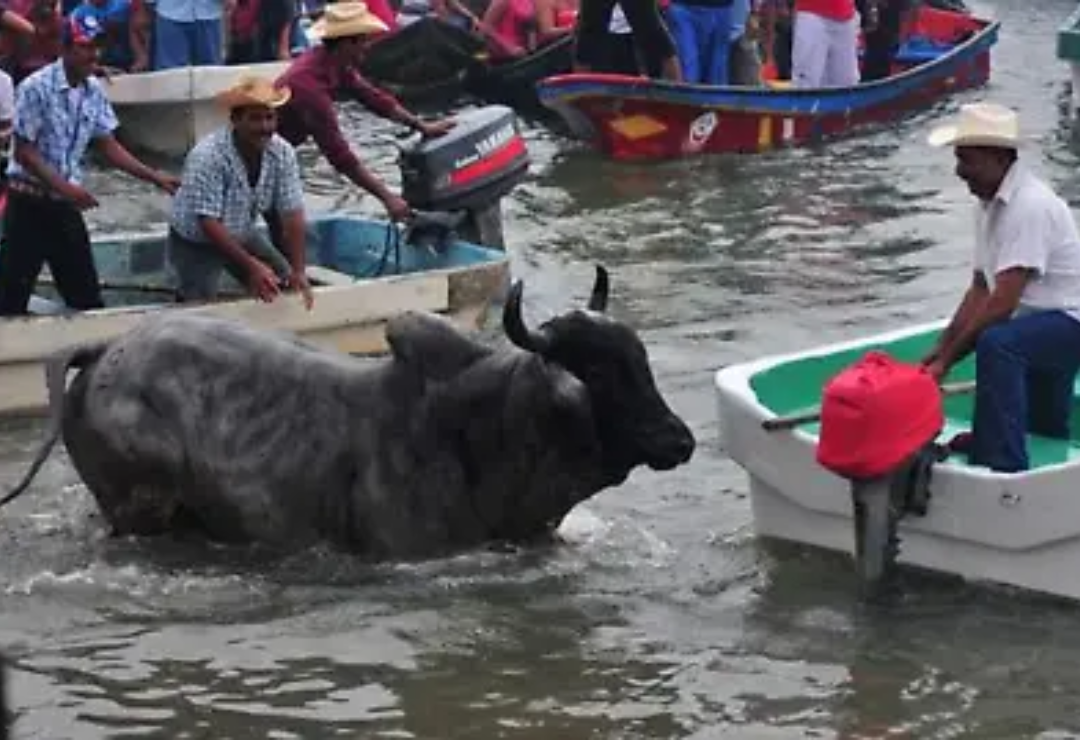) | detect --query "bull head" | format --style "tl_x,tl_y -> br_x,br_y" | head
504,265 -> 609,353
